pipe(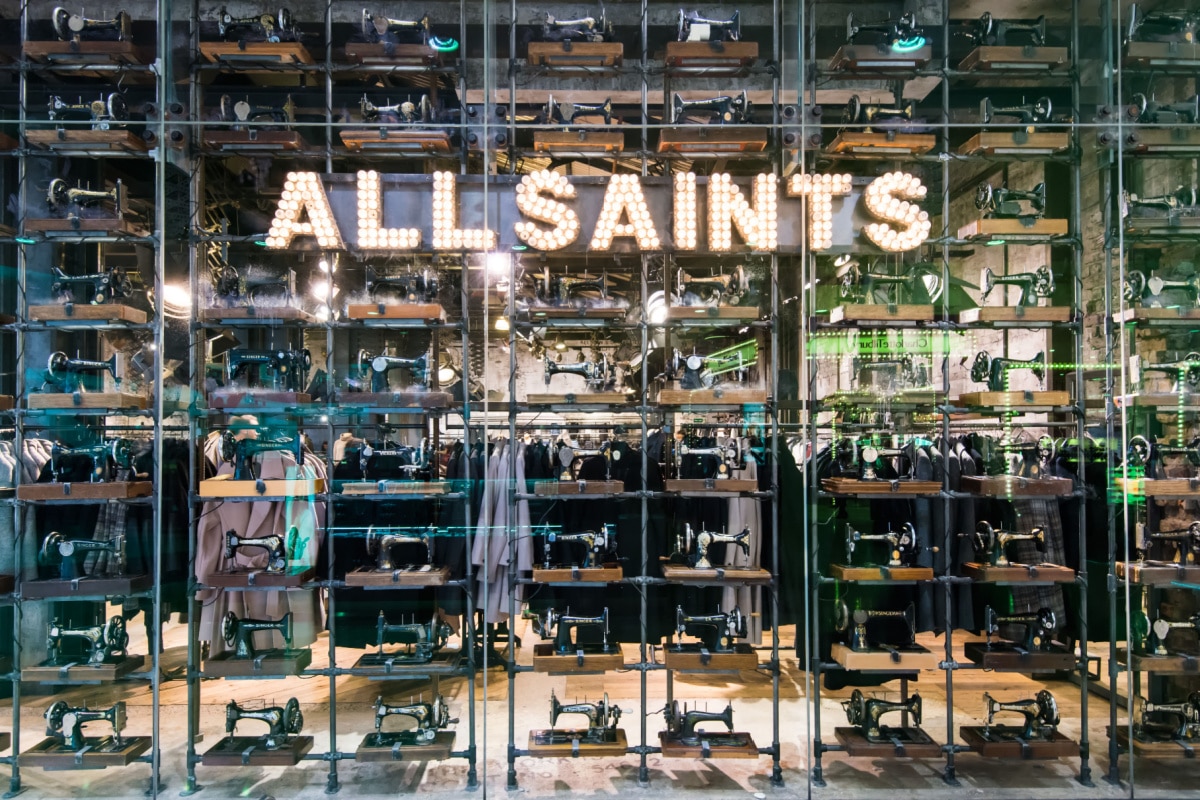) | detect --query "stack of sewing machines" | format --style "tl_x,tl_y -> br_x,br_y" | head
357,694 -> 458,760
528,691 -> 626,756
530,607 -> 622,671
355,611 -> 457,673
202,698 -> 313,767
